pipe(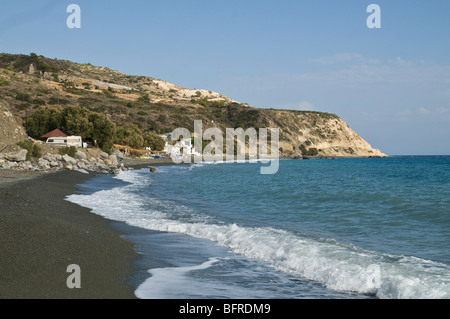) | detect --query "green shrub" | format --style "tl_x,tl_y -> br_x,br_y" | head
137,93 -> 150,103
59,146 -> 77,157
48,96 -> 70,105
0,76 -> 9,86
16,140 -> 42,160
15,93 -> 31,102
32,144 -> 42,158
32,98 -> 46,106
